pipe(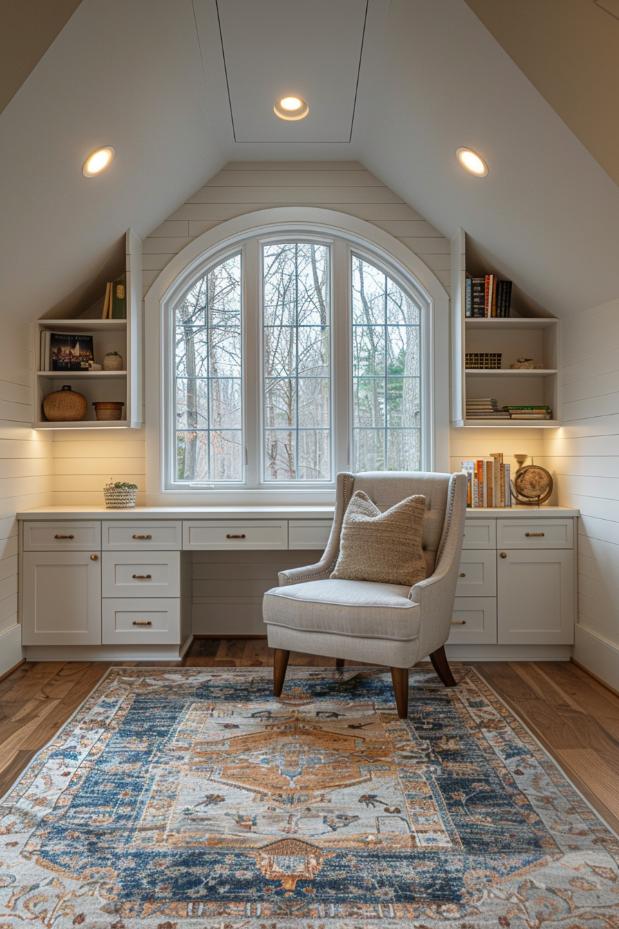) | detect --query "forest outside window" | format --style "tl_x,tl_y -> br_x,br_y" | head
169,233 -> 426,489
